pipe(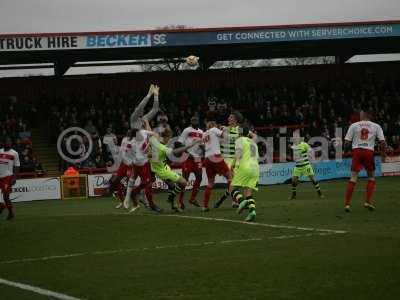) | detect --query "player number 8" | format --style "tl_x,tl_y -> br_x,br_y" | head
360,128 -> 369,140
